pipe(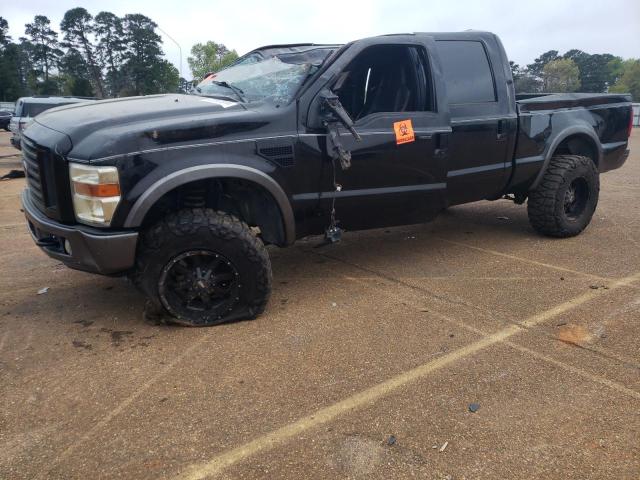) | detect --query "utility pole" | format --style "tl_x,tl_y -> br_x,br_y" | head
157,25 -> 182,80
